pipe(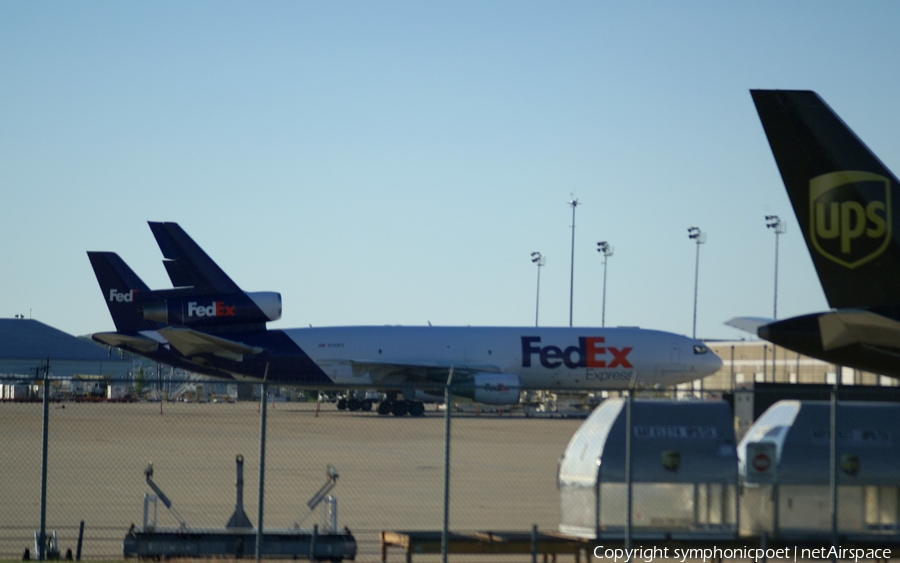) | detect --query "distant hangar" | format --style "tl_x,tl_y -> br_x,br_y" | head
0,318 -> 133,382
